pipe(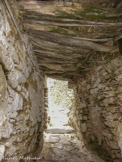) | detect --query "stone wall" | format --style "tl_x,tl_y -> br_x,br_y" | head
70,56 -> 122,161
44,77 -> 48,130
0,0 -> 44,160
